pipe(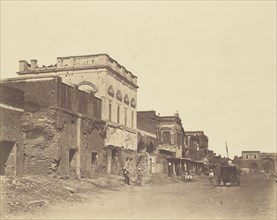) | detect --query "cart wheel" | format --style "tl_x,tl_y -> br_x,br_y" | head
217,177 -> 221,185
230,175 -> 236,186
